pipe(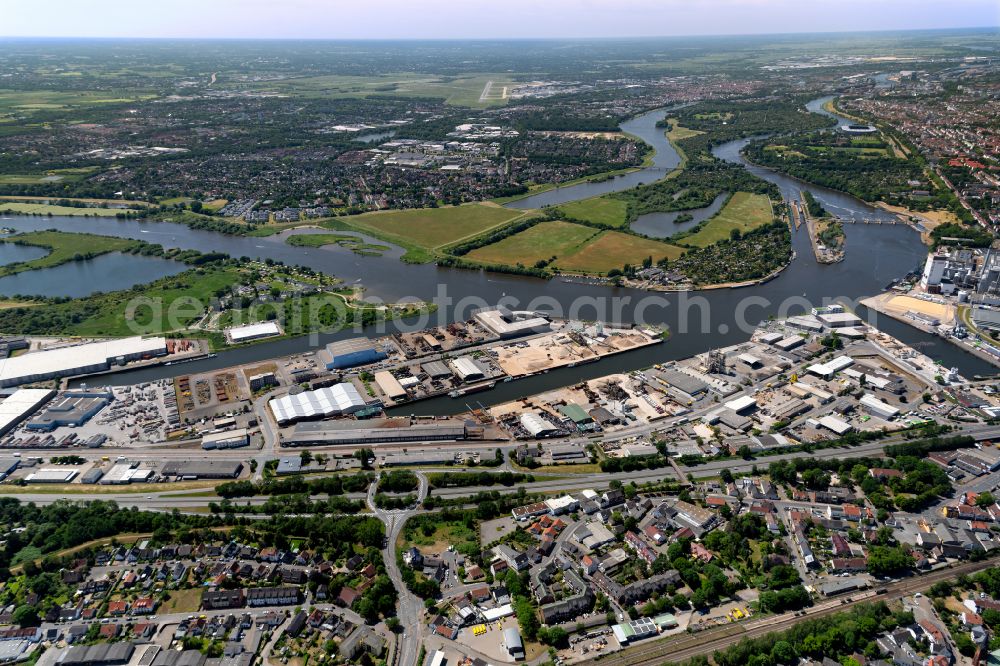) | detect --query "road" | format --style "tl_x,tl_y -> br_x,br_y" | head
366,471 -> 428,666
12,423 -> 1000,513
580,558 -> 999,666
